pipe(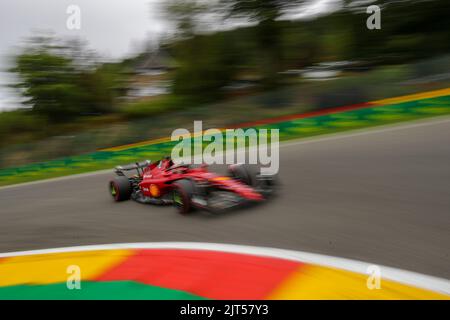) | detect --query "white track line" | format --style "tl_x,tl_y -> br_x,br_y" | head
1,115 -> 449,191
0,242 -> 448,295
